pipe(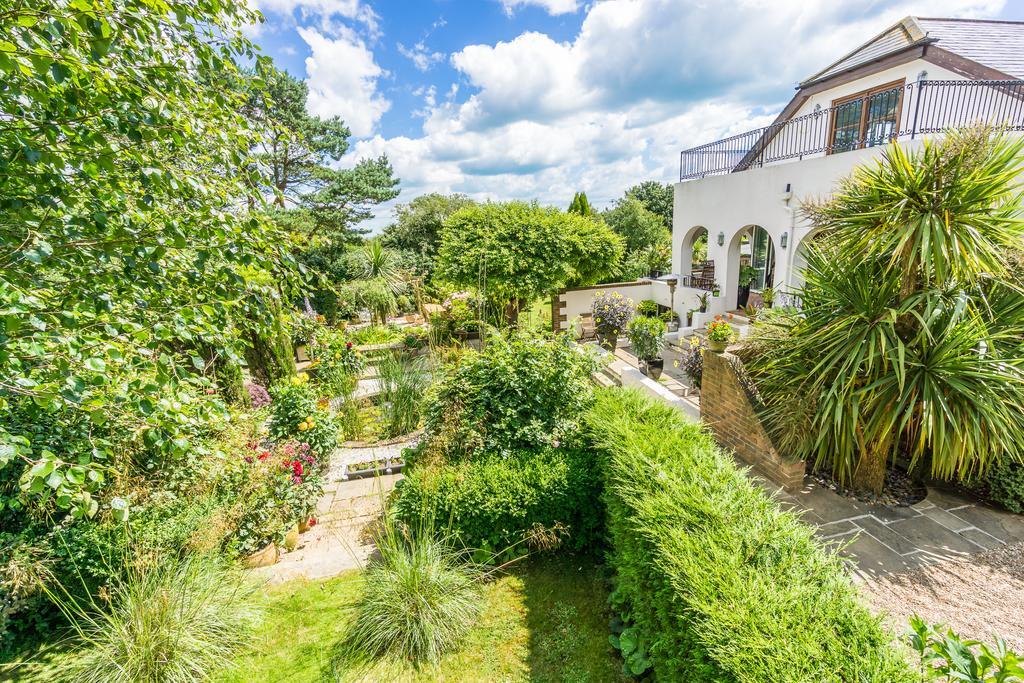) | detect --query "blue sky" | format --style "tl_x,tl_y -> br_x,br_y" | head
248,0 -> 1022,229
